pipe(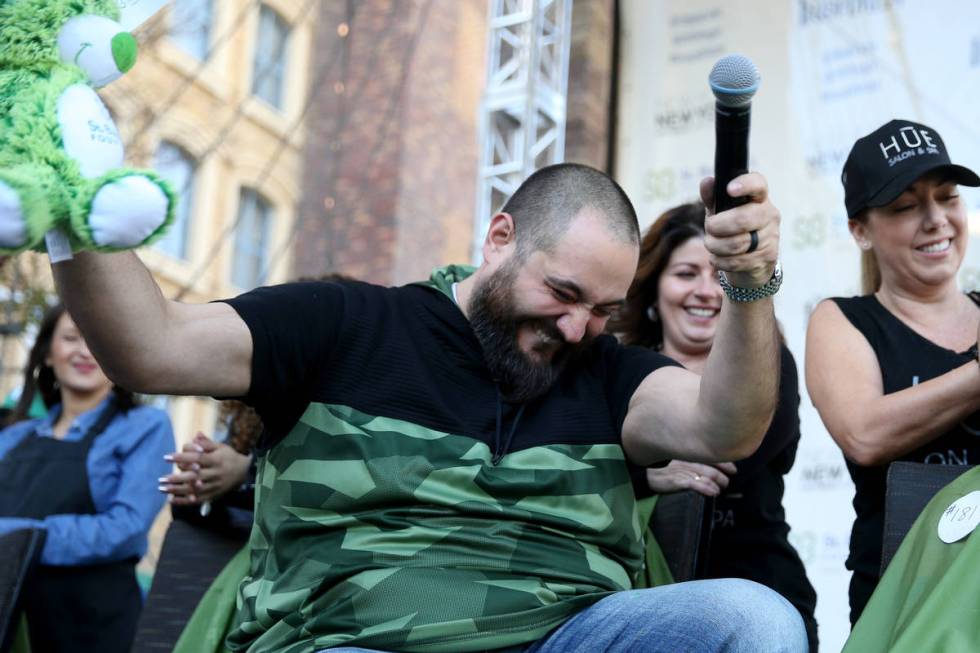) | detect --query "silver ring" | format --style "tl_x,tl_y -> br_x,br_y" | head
746,230 -> 759,254
693,473 -> 702,481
